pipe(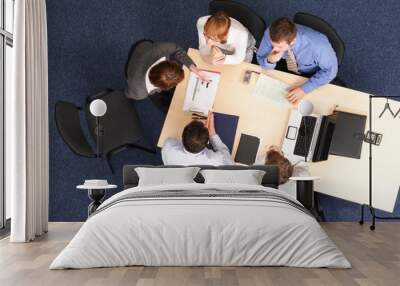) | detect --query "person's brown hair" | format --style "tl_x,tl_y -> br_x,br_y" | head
148,60 -> 184,91
269,17 -> 297,44
182,120 -> 209,154
265,150 -> 293,184
204,11 -> 231,44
